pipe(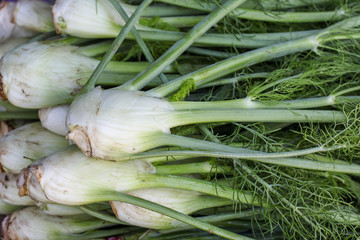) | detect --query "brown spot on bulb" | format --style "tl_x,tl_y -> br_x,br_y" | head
2,215 -> 12,240
17,168 -> 30,197
109,201 -> 120,219
0,73 -> 8,101
66,125 -> 92,157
